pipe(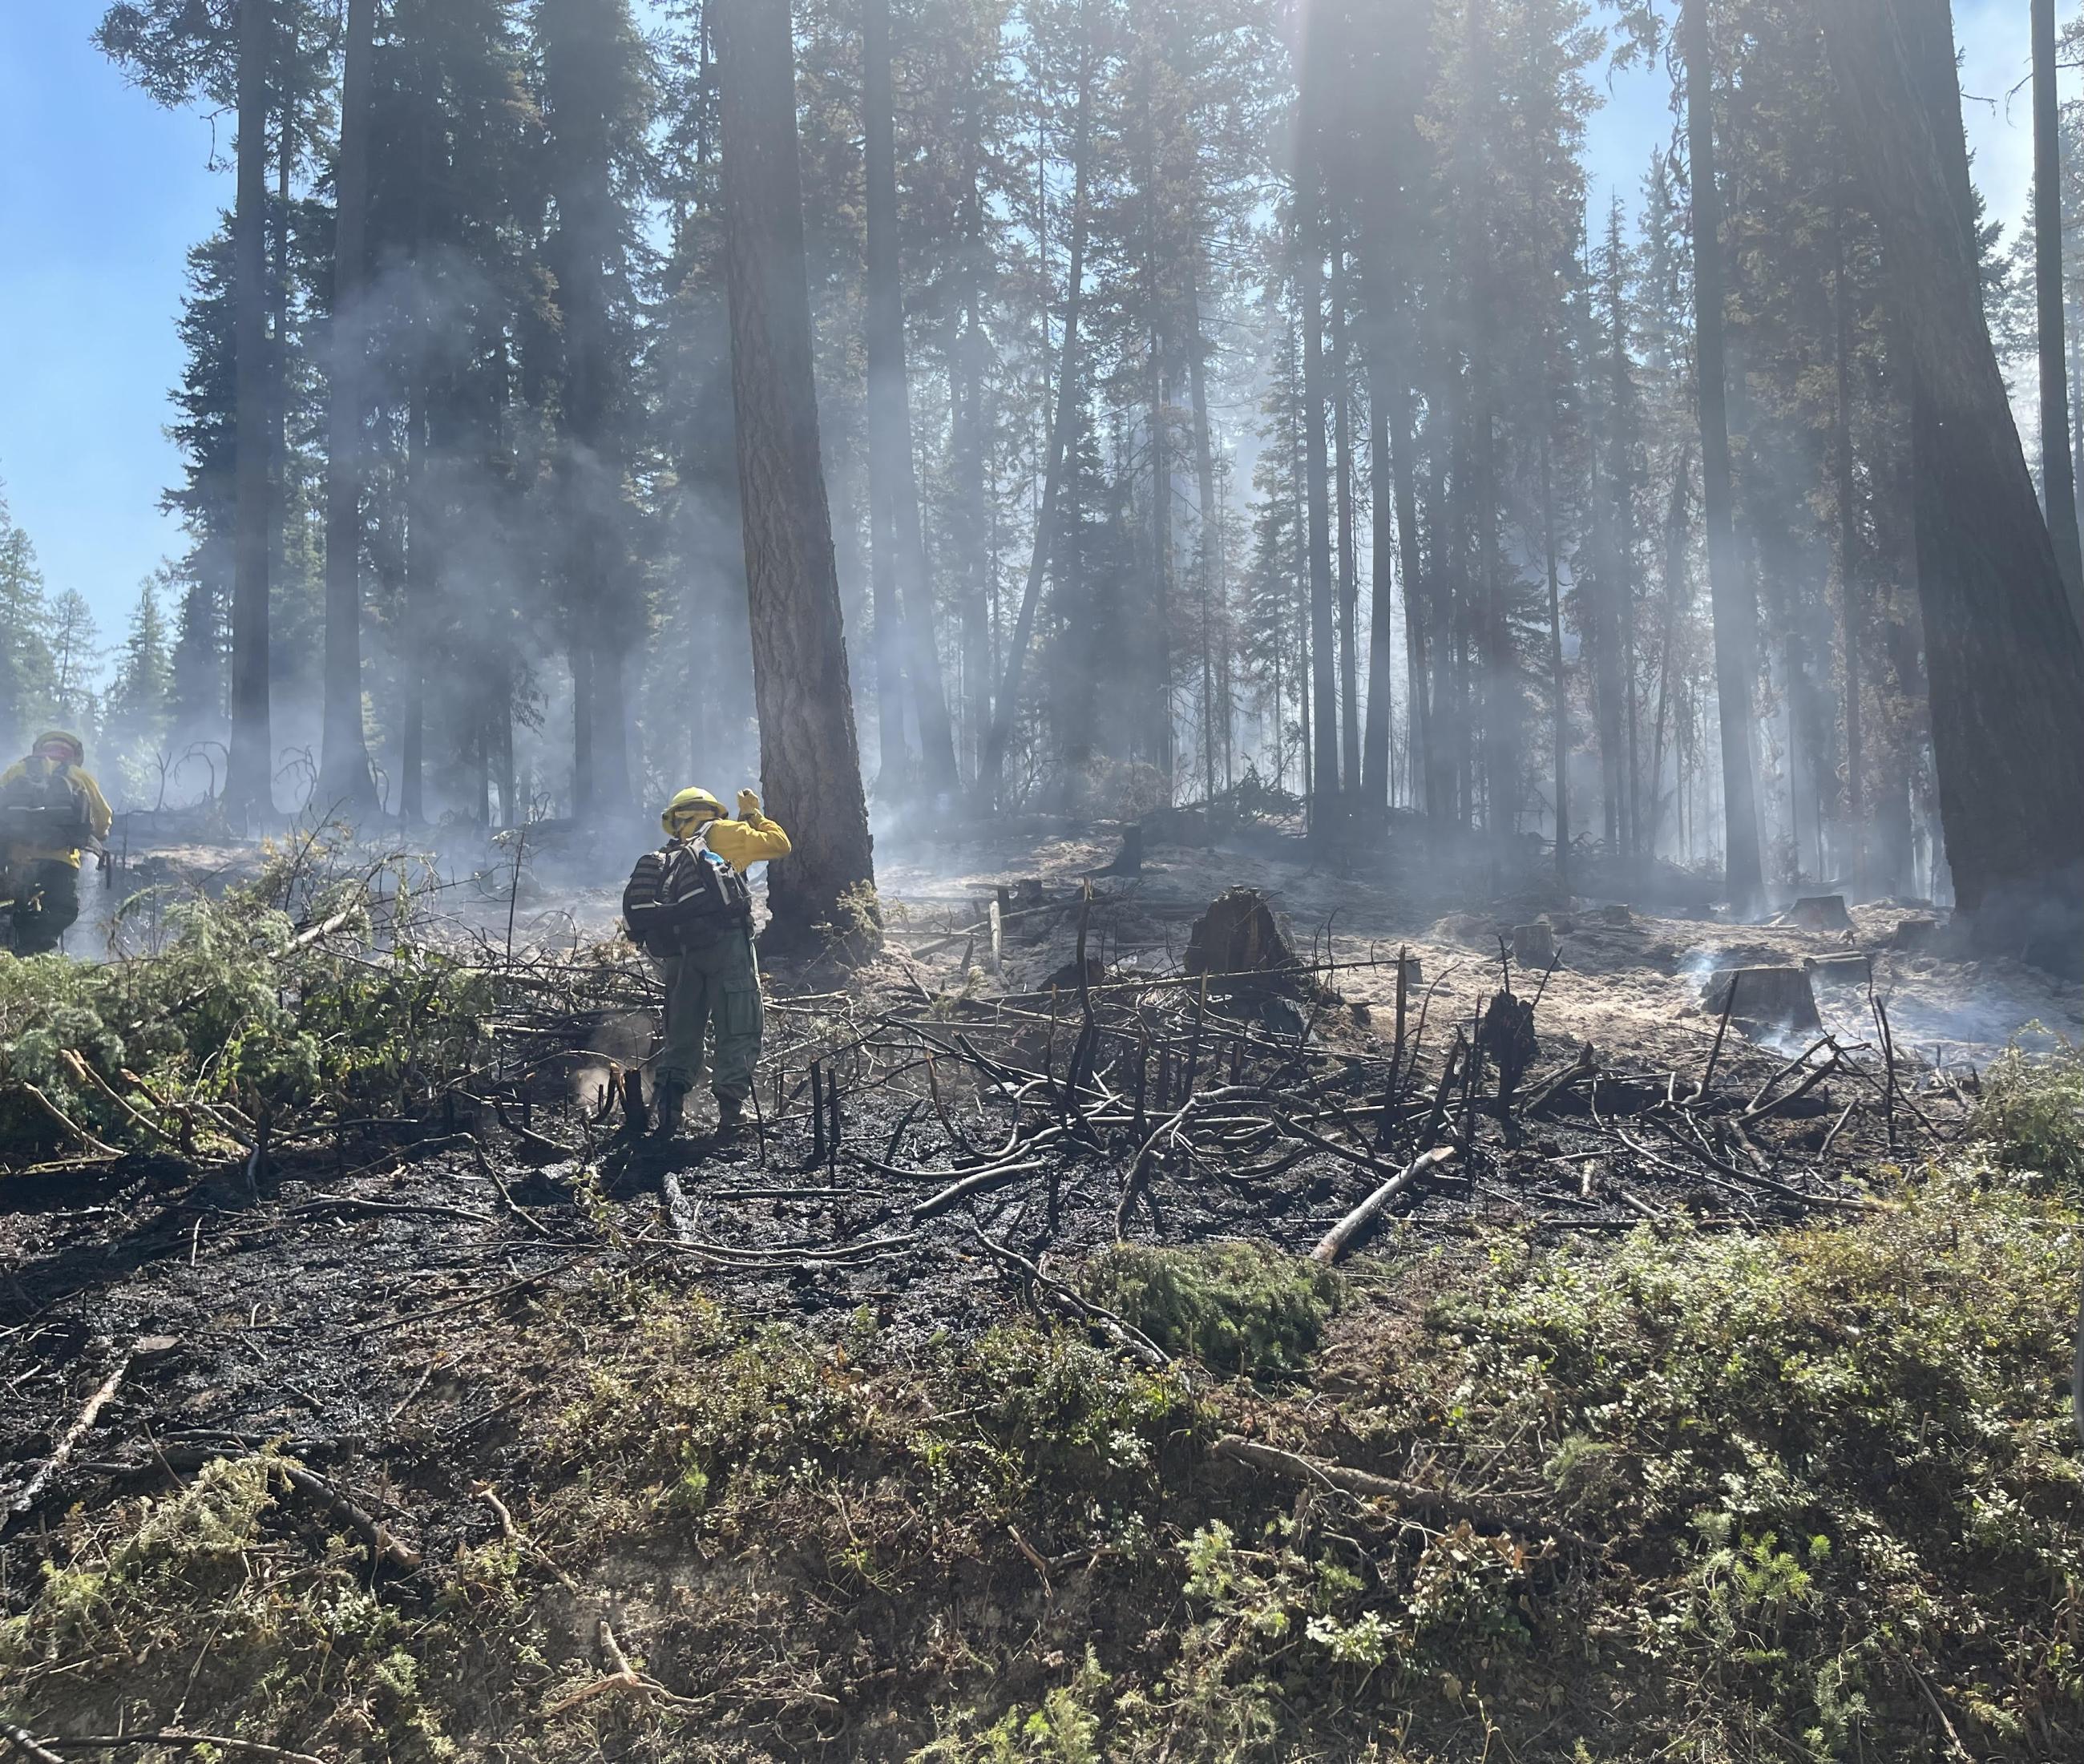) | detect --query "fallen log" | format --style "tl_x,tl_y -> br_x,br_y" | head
1311,1145 -> 1457,1265
0,1721 -> 66,1764
277,1461 -> 423,1575
2,1350 -> 135,1528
